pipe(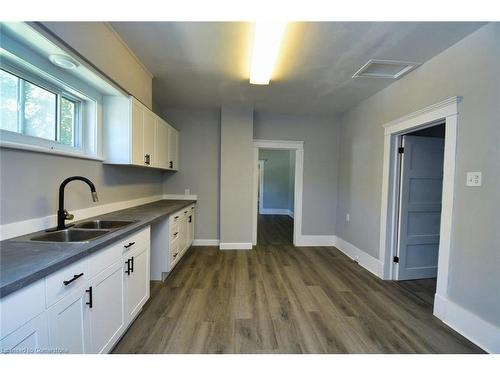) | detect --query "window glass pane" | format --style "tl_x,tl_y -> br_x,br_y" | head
59,97 -> 75,146
23,80 -> 56,141
0,69 -> 19,132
